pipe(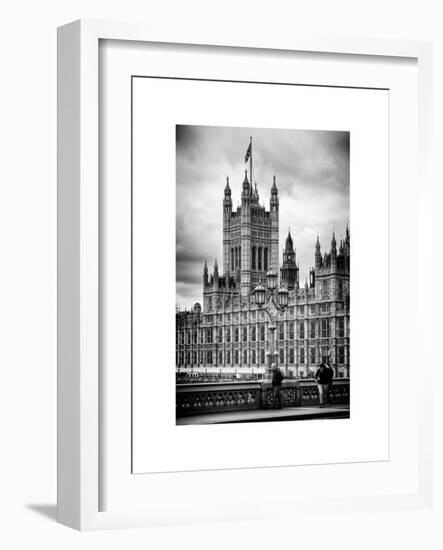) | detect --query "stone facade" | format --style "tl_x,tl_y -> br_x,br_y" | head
176,170 -> 350,379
